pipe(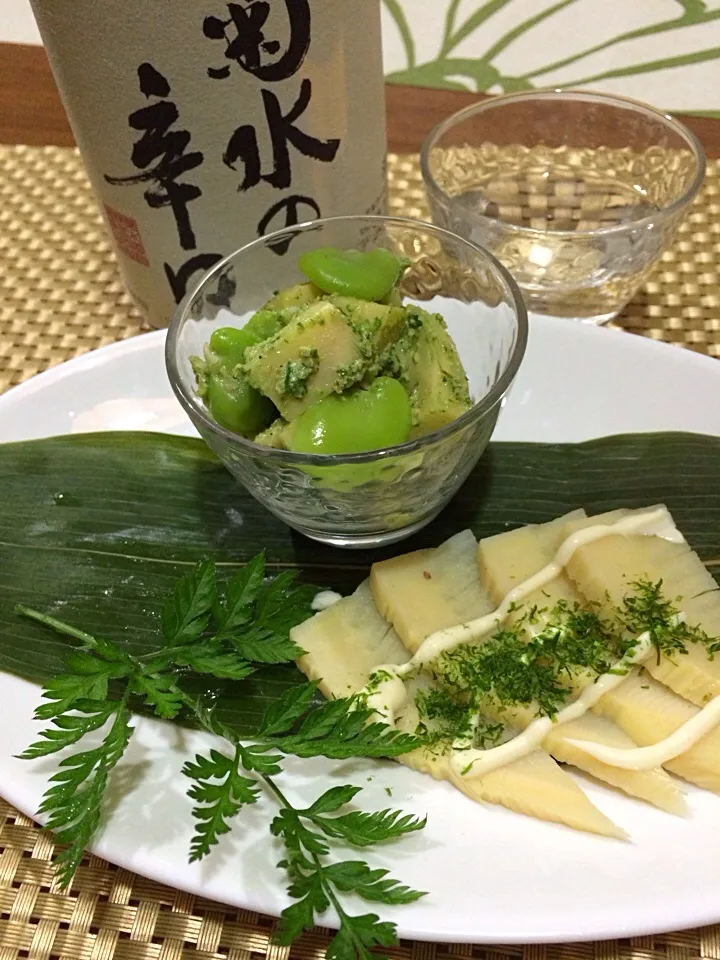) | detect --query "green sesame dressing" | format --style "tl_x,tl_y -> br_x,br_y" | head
276,347 -> 319,399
